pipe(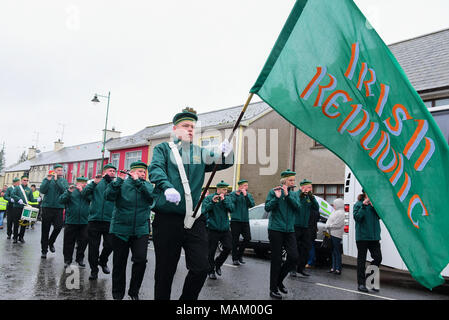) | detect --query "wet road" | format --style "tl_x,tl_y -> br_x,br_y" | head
0,221 -> 448,300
